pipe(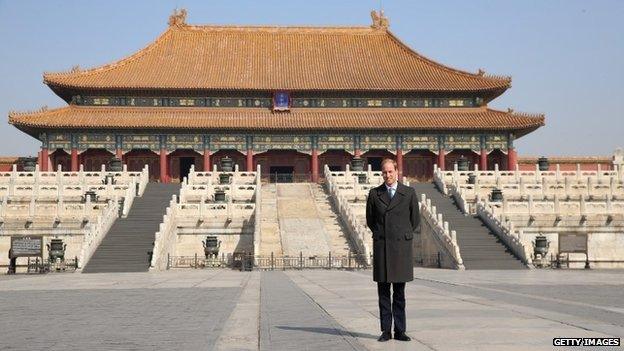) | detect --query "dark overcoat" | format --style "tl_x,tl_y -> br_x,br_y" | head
366,182 -> 419,283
